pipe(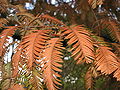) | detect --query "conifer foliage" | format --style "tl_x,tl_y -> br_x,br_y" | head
0,0 -> 120,90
